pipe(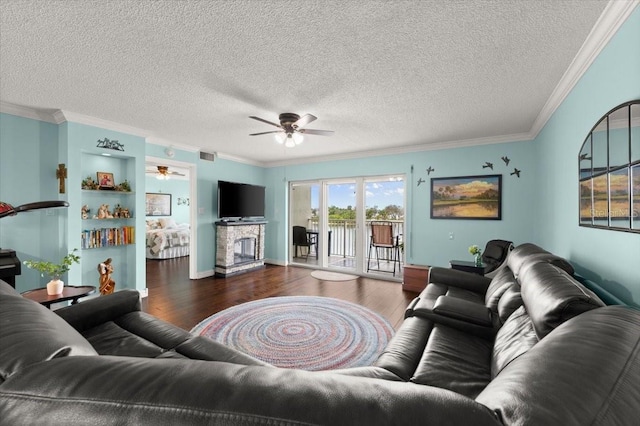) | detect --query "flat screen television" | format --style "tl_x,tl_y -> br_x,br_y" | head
217,180 -> 265,219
